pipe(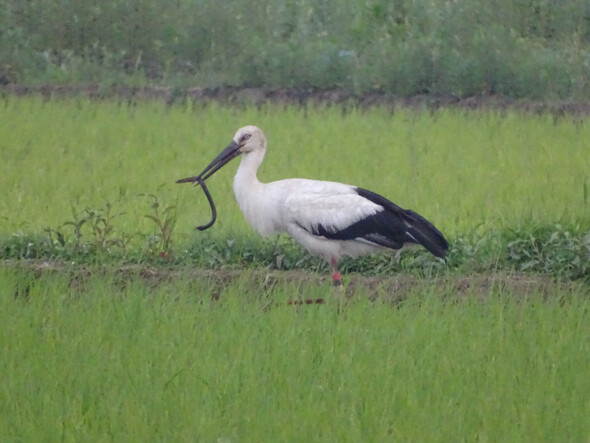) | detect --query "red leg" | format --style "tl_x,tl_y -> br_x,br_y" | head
331,257 -> 342,287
